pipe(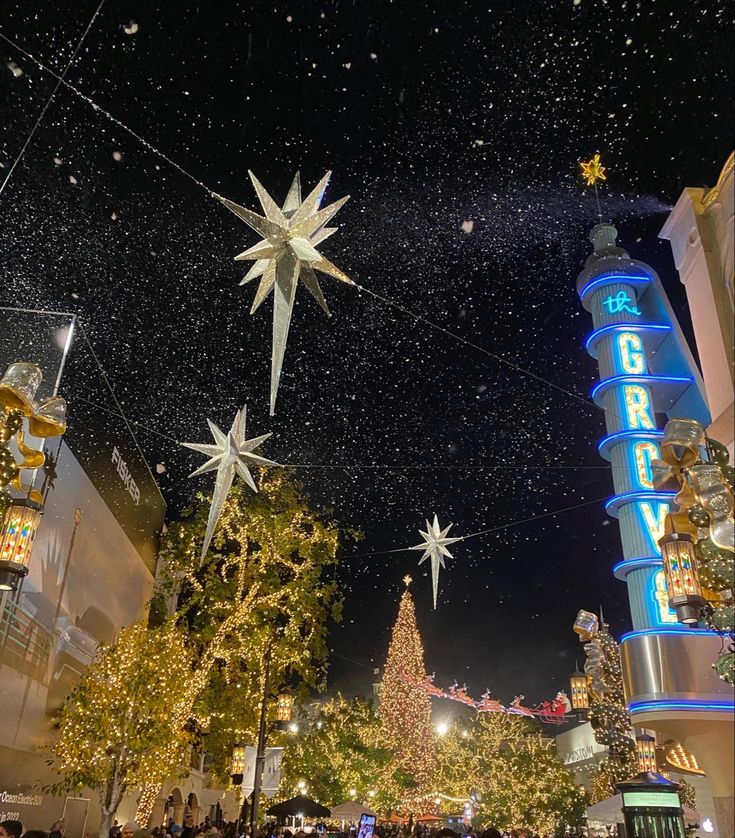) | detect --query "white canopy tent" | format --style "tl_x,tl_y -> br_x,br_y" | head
330,801 -> 377,826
